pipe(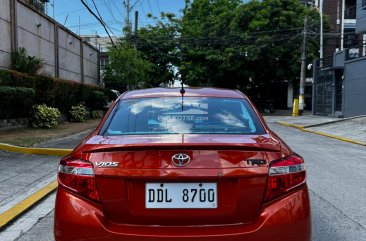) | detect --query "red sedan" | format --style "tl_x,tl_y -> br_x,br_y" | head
54,88 -> 311,241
